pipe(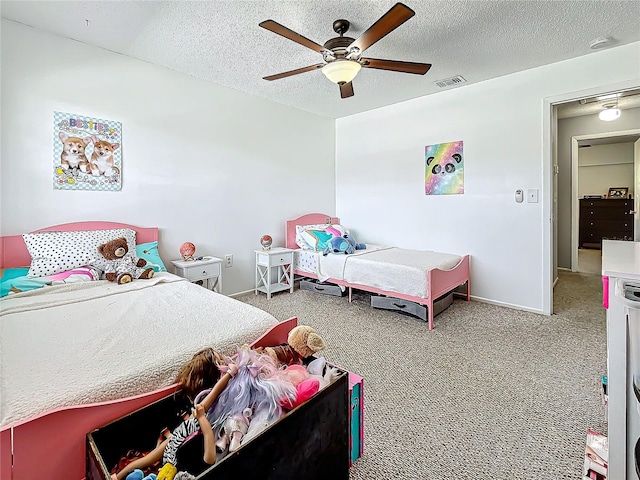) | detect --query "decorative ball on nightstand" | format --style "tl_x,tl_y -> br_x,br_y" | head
179,242 -> 196,261
260,235 -> 273,251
